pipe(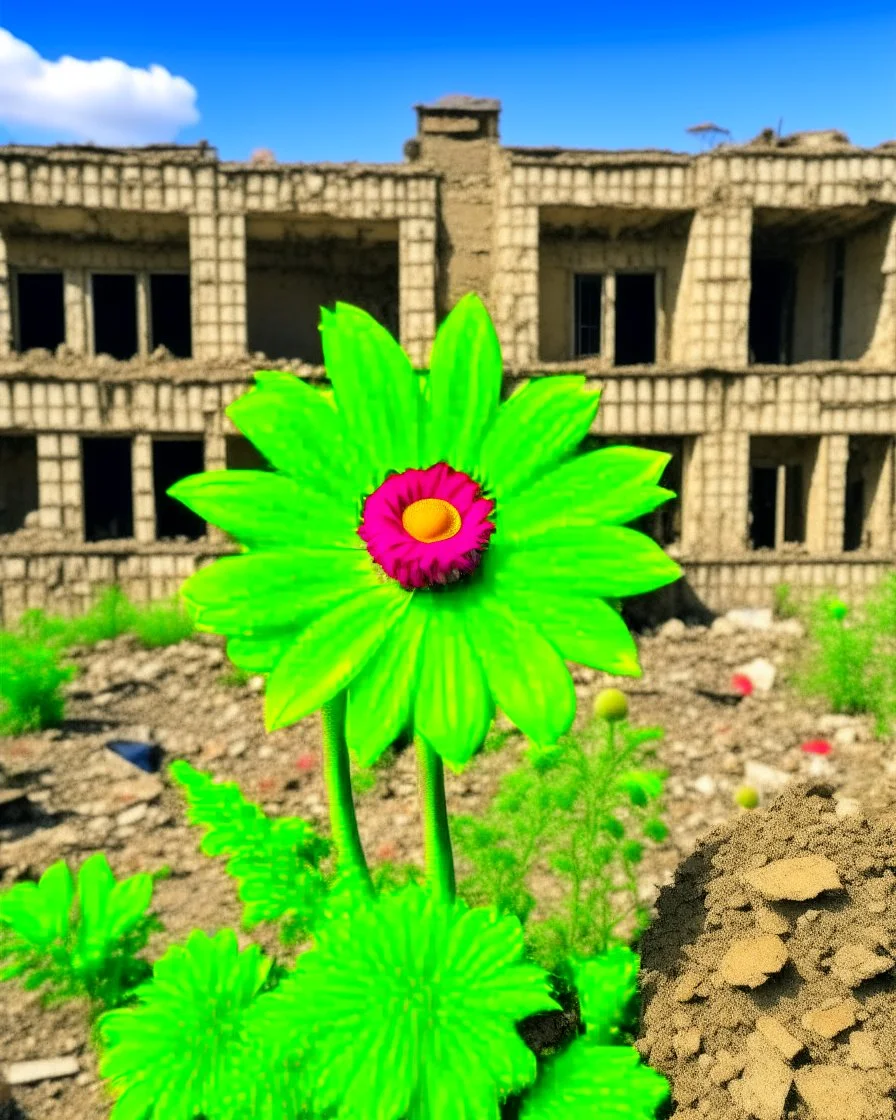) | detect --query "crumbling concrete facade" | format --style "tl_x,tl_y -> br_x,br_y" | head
1,96 -> 895,626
